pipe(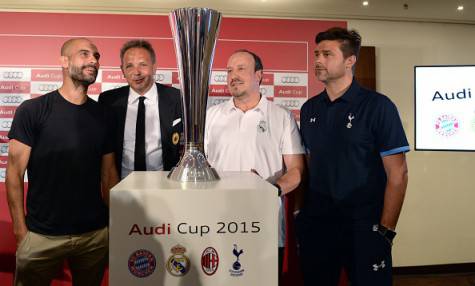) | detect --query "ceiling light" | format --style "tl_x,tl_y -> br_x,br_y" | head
362,1 -> 369,6
457,5 -> 464,11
